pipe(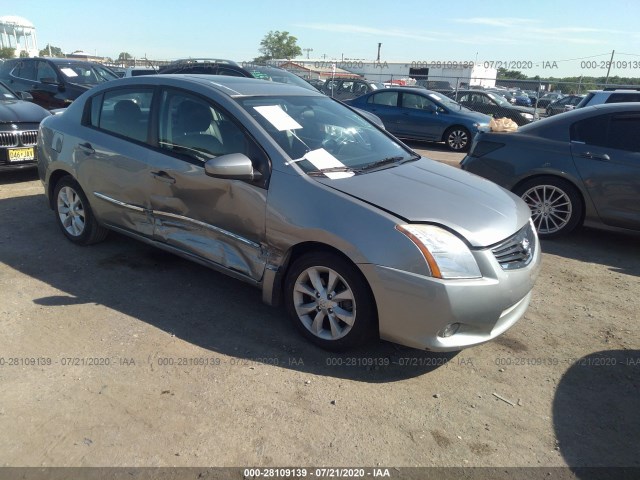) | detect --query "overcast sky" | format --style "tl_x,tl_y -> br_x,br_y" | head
7,0 -> 640,77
